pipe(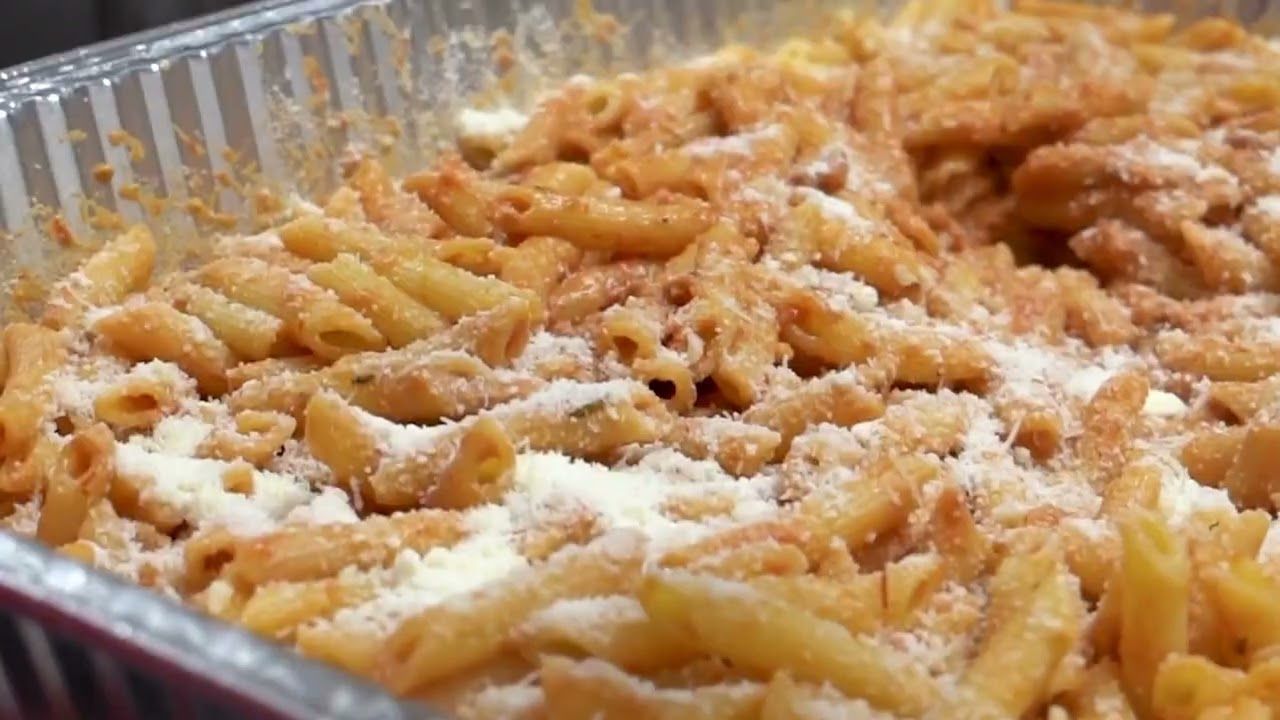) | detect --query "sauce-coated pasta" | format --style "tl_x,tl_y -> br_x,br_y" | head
6,2 -> 1280,717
